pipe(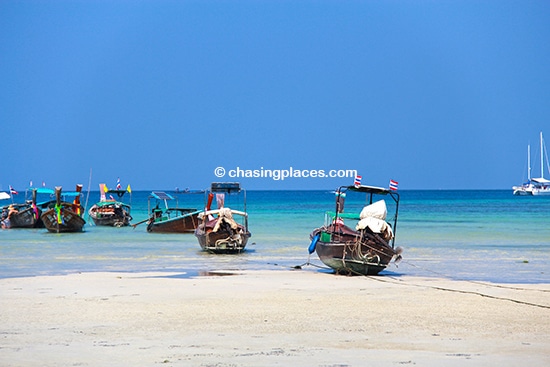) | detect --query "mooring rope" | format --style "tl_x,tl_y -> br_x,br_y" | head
400,259 -> 550,293
294,256 -> 550,309
365,274 -> 550,310
291,256 -> 550,309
